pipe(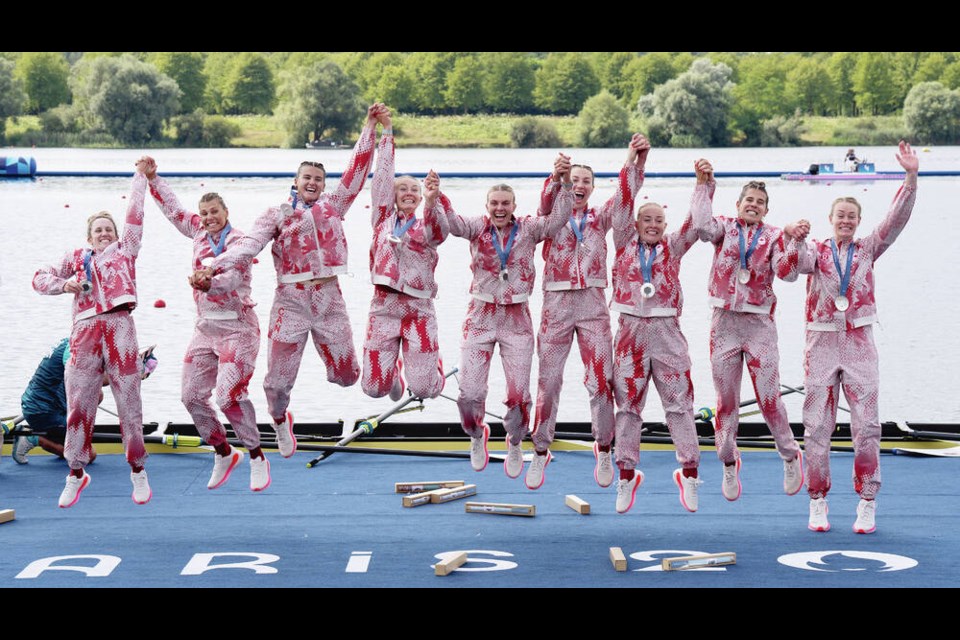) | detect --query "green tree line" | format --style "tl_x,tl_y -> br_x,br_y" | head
2,51 -> 960,148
